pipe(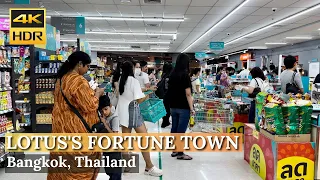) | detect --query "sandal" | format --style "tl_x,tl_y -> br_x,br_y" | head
171,152 -> 178,157
177,154 -> 193,160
